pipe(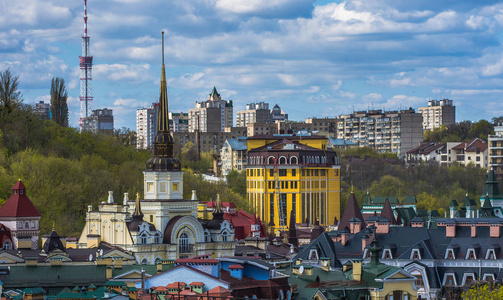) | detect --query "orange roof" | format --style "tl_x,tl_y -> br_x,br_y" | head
228,264 -> 244,269
166,282 -> 186,289
155,286 -> 168,292
189,282 -> 204,286
208,286 -> 230,294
